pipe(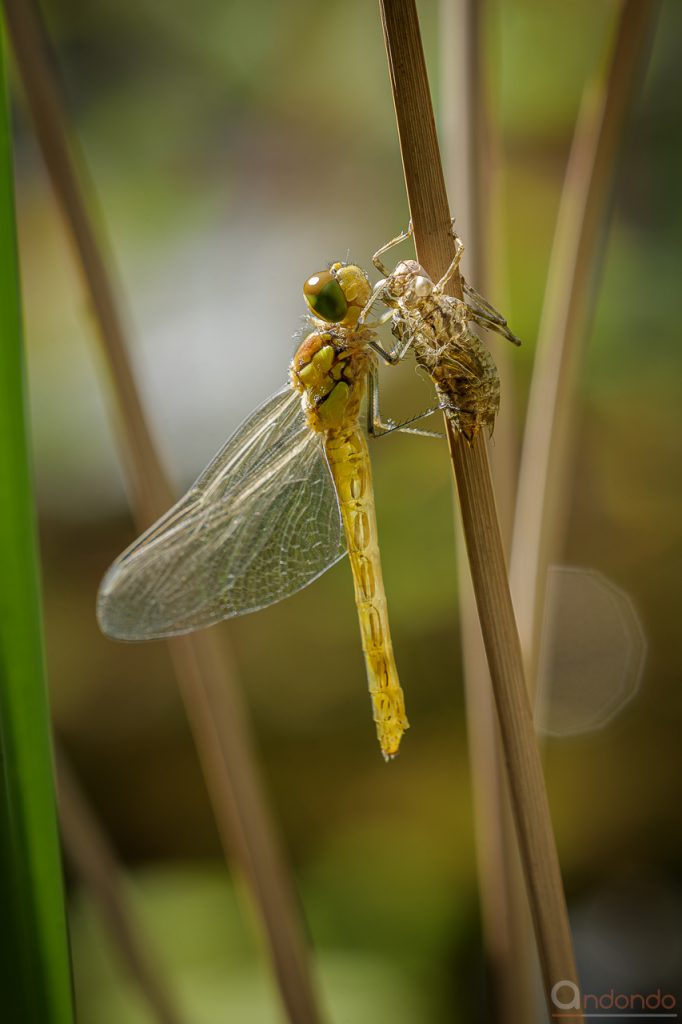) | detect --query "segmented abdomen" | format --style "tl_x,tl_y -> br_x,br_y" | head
324,427 -> 408,759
